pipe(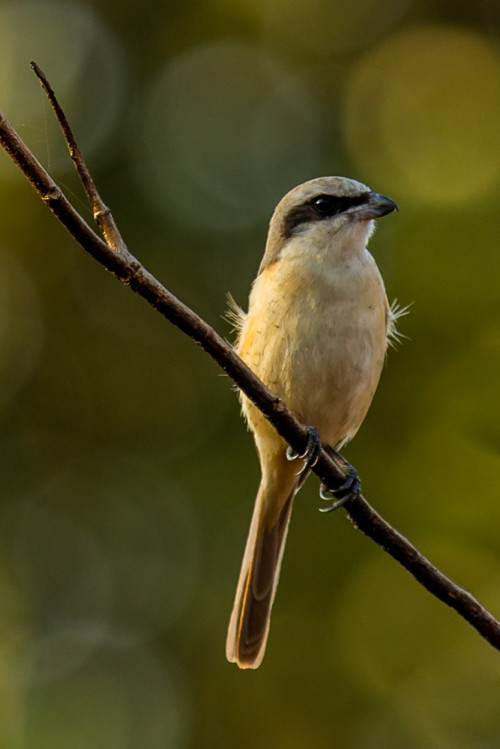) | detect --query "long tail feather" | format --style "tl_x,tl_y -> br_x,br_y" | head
226,469 -> 298,669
